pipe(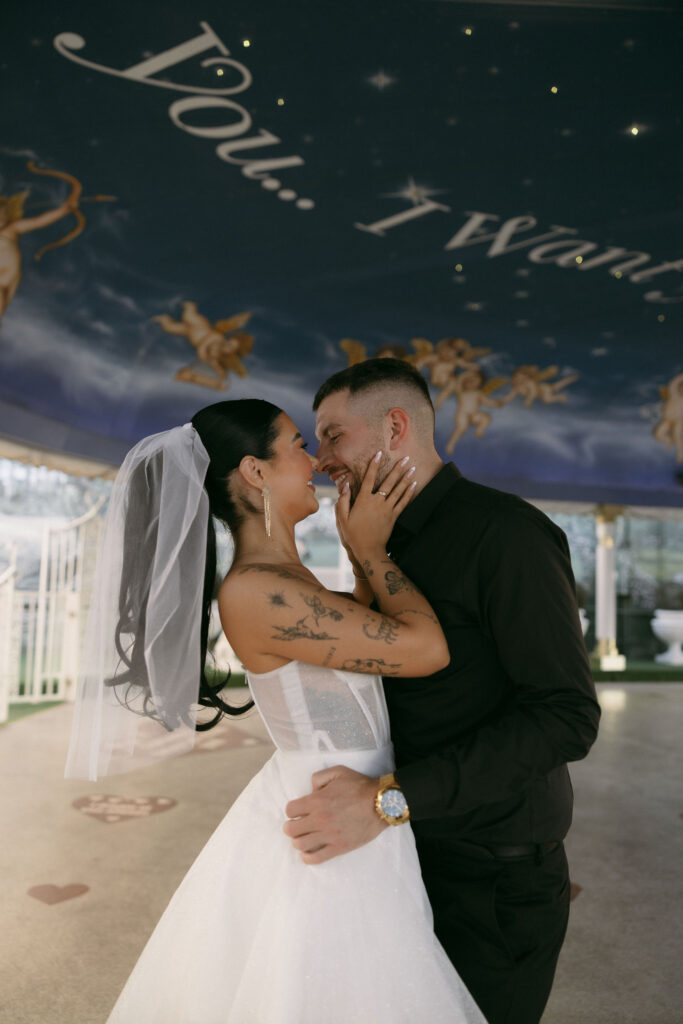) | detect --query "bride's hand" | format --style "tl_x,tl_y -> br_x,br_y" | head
336,451 -> 416,563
